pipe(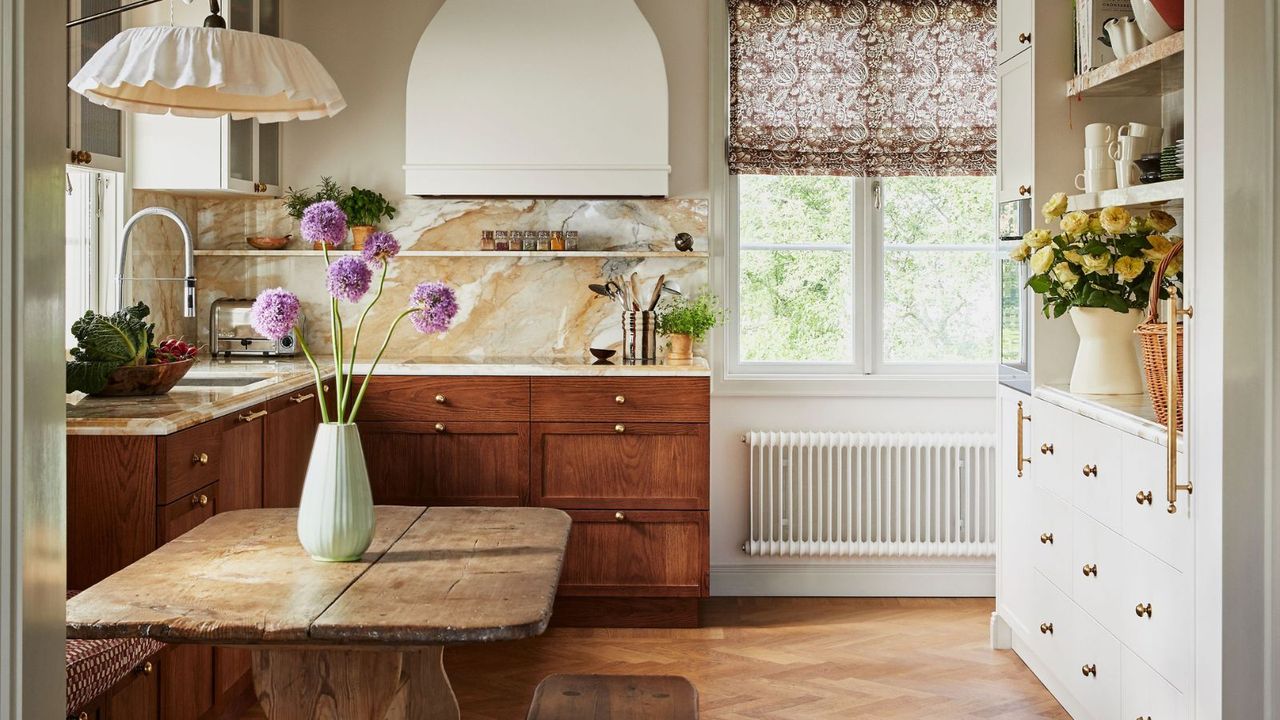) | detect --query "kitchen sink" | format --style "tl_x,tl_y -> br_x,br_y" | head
175,376 -> 271,388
